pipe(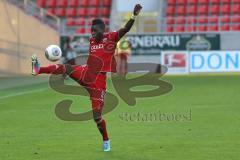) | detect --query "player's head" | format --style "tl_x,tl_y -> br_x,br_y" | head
91,18 -> 105,41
